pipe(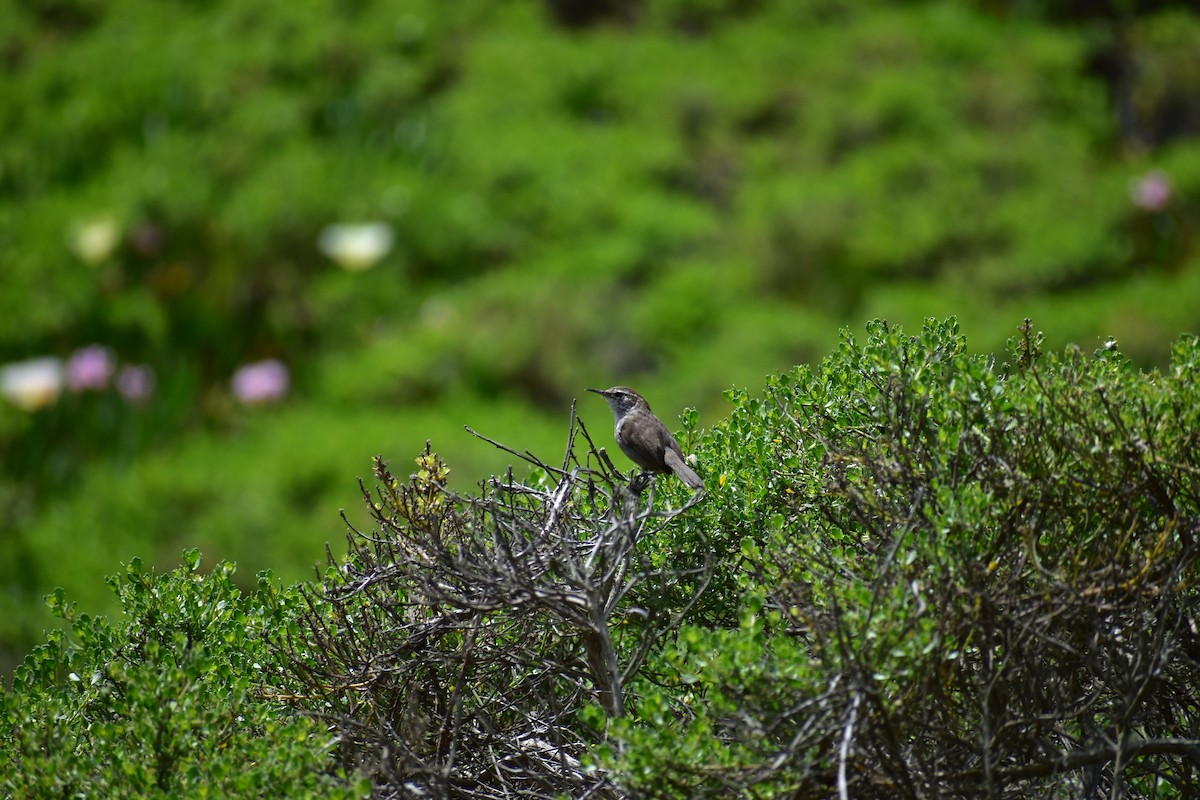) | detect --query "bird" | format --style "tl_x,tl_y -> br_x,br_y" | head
587,386 -> 704,490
